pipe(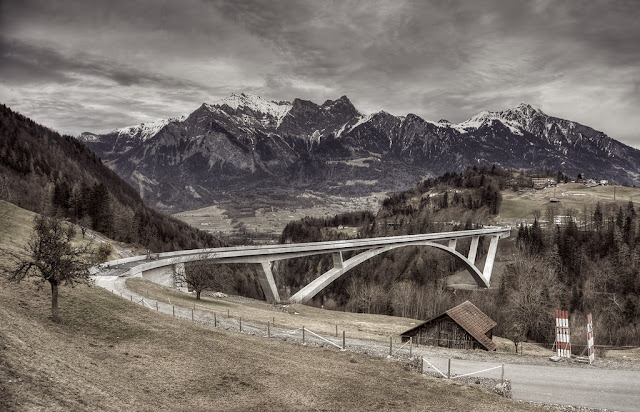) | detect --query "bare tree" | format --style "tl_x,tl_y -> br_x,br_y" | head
503,250 -> 559,344
184,260 -> 218,300
4,214 -> 92,322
